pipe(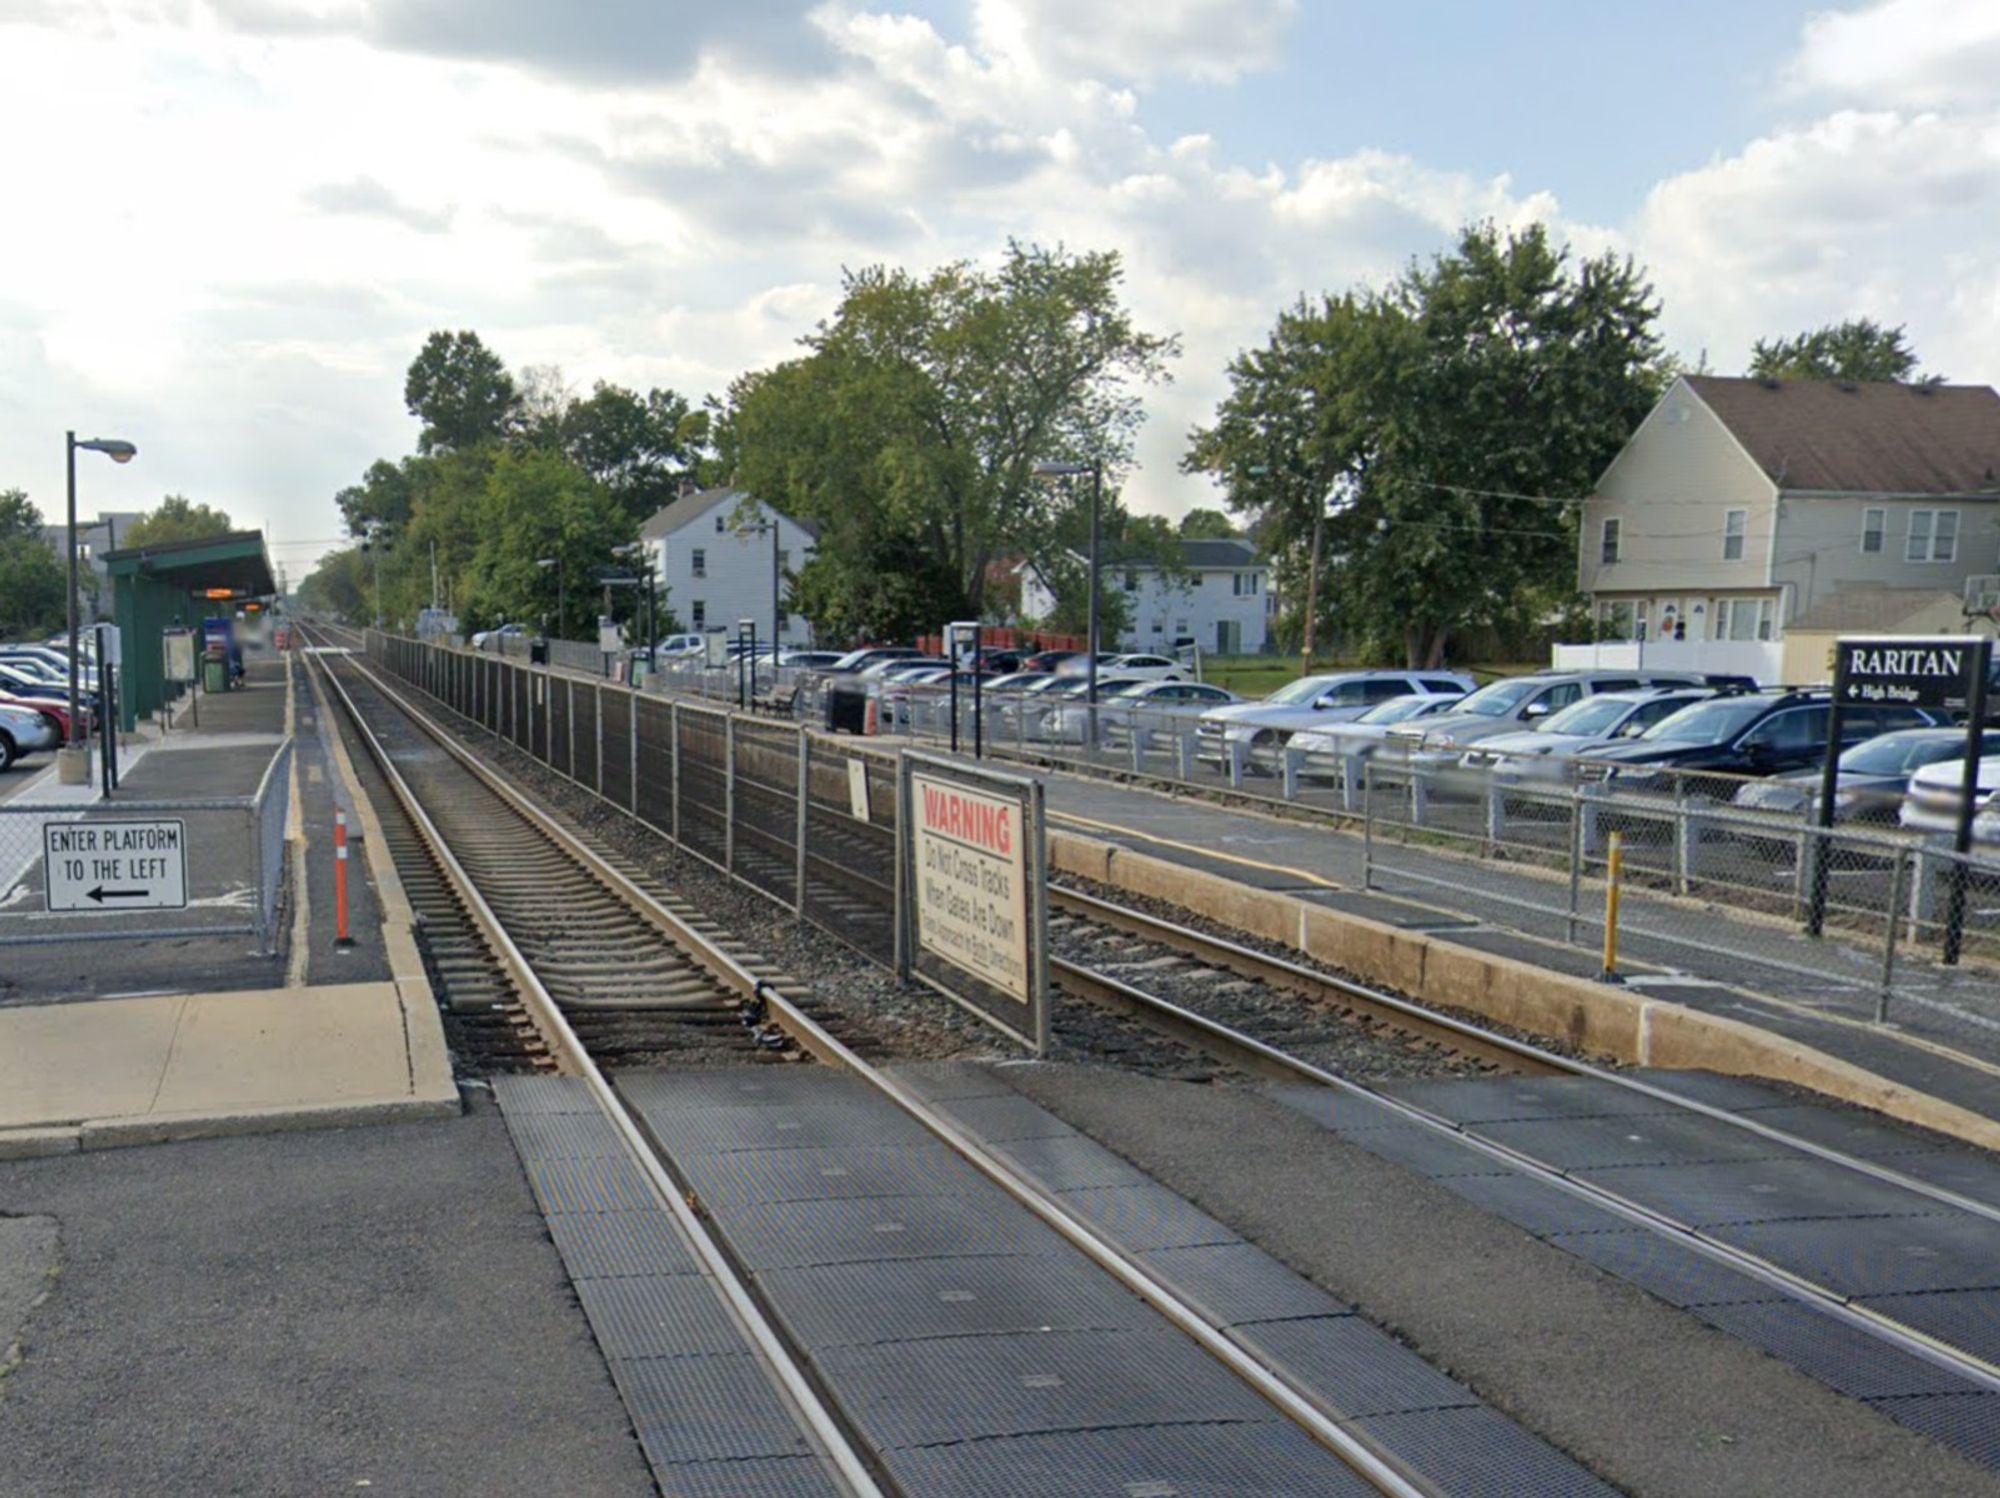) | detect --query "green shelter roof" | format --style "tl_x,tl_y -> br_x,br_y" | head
102,529 -> 276,599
